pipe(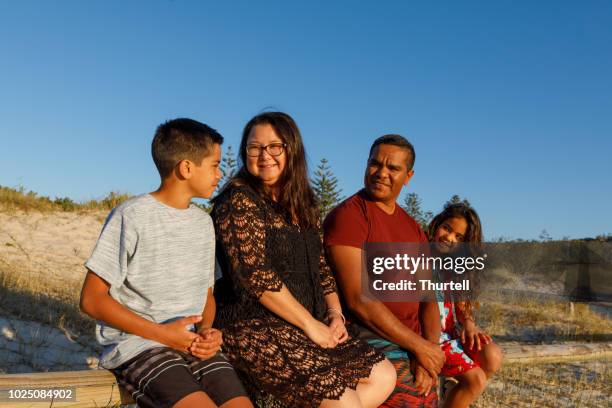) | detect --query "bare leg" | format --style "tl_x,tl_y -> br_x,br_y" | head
173,391 -> 217,408
472,342 -> 503,379
219,396 -> 254,408
442,367 -> 487,408
354,359 -> 397,408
